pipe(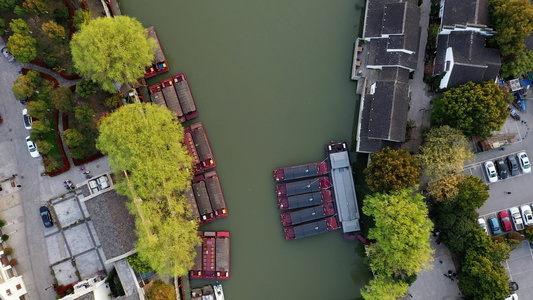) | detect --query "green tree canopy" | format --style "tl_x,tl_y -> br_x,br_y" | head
9,18 -> 28,34
146,280 -> 176,300
455,175 -> 490,211
363,189 -> 434,279
63,128 -> 84,148
364,147 -> 421,193
73,9 -> 90,30
50,87 -> 74,113
35,140 -> 53,154
0,0 -> 16,12
489,0 -> 533,58
70,16 -> 156,92
12,74 -> 35,100
31,120 -> 52,133
418,126 -> 472,180
22,0 -> 47,15
7,33 -> 36,63
126,253 -> 152,274
501,50 -> 533,78
432,82 -> 509,139
434,201 -> 478,254
75,79 -> 97,98
360,276 -> 408,300
74,103 -> 94,125
27,100 -> 52,122
42,20 -> 65,41
96,103 -> 198,276
427,174 -> 463,202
